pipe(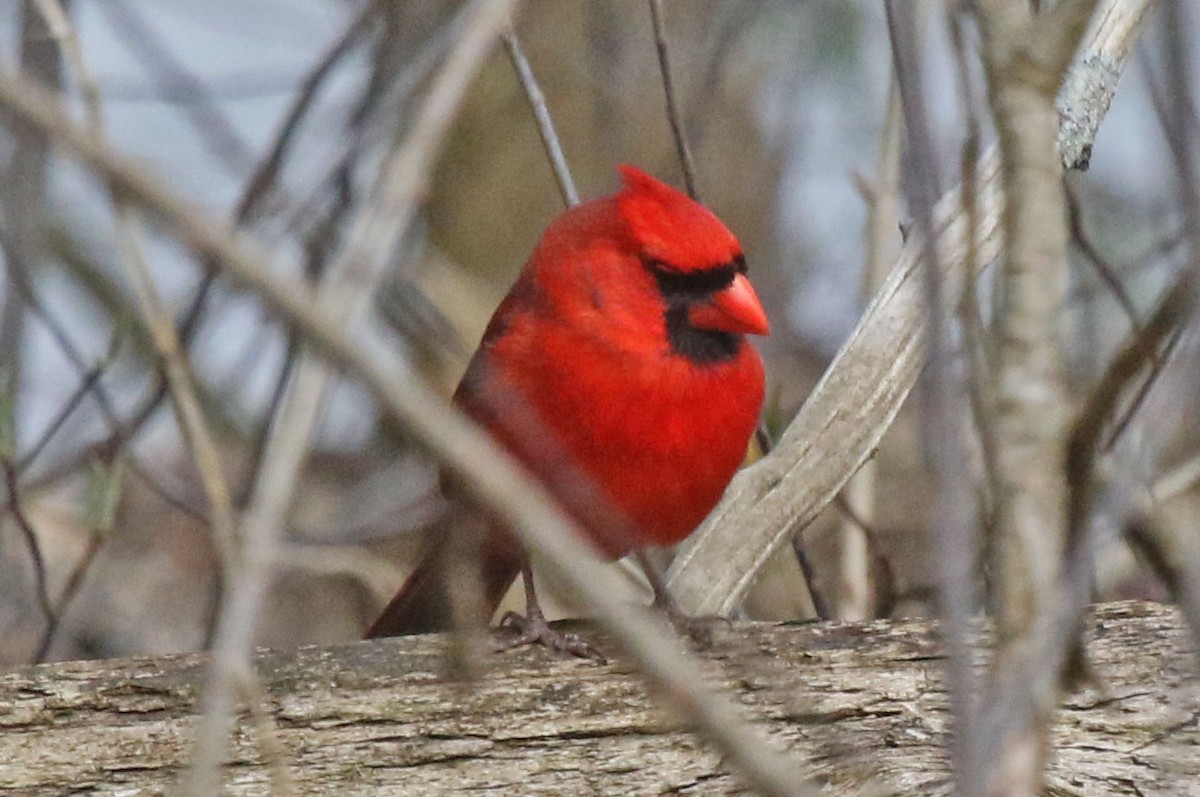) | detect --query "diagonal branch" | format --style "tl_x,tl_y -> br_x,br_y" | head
667,0 -> 1156,616
187,2 -> 520,794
